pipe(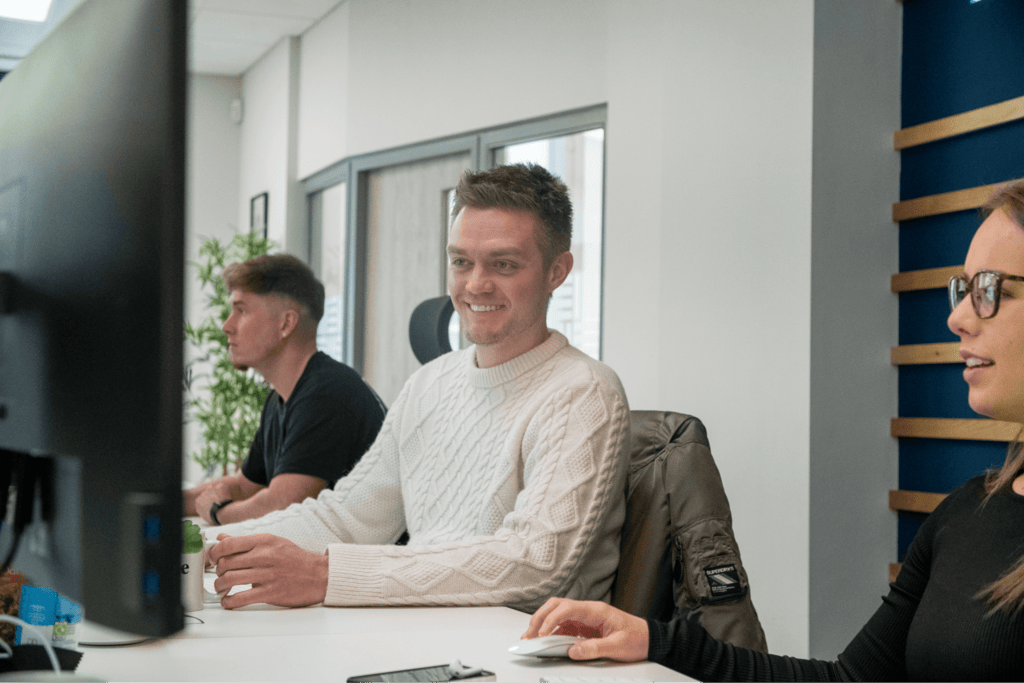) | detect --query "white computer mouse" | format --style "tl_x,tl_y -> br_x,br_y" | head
507,634 -> 582,658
